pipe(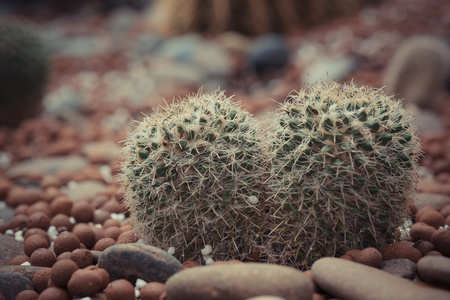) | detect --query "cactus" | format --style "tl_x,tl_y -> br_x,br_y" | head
266,81 -> 421,267
120,91 -> 272,263
0,19 -> 50,127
